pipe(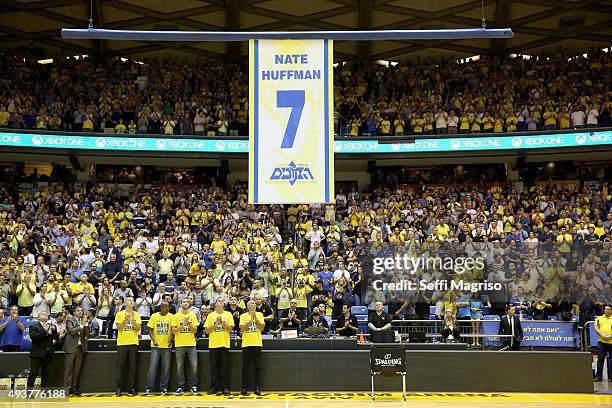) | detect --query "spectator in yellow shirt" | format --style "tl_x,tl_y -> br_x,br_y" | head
543,107 -> 557,130
171,298 -> 199,395
144,301 -> 173,395
204,298 -> 234,395
594,305 -> 612,382
239,300 -> 265,396
114,296 -> 141,395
